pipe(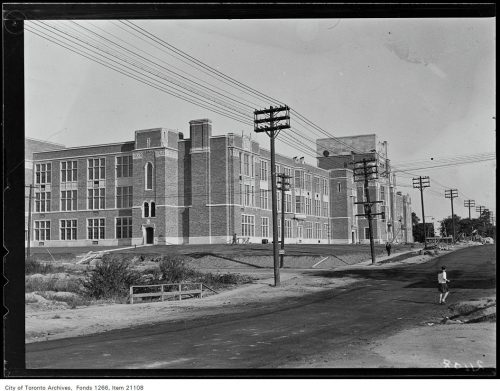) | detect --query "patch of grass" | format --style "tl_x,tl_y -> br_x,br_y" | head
158,255 -> 196,283
25,259 -> 55,275
37,291 -> 91,308
25,276 -> 82,294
